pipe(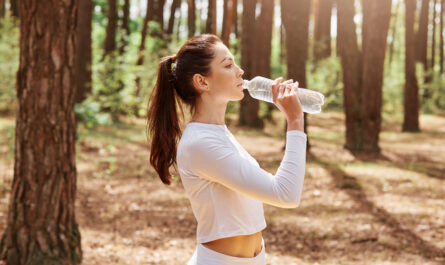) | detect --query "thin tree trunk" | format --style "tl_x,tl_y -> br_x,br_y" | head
0,0 -> 82,264
187,0 -> 196,37
119,0 -> 131,55
388,0 -> 401,65
10,0 -> 19,18
441,0 -> 444,73
313,0 -> 333,61
75,0 -> 93,104
282,0 -> 311,150
233,0 -> 239,39
239,0 -> 263,127
206,0 -> 217,34
360,0 -> 392,152
337,0 -> 363,151
167,0 -> 181,35
135,0 -> 152,98
416,0 -> 430,65
0,0 -> 5,18
176,3 -> 182,40
431,0 -> 438,70
403,0 -> 420,132
104,0 -> 118,56
222,0 -> 235,47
